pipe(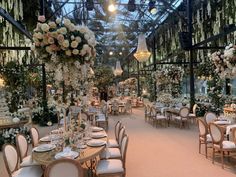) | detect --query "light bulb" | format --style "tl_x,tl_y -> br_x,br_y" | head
108,3 -> 116,12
